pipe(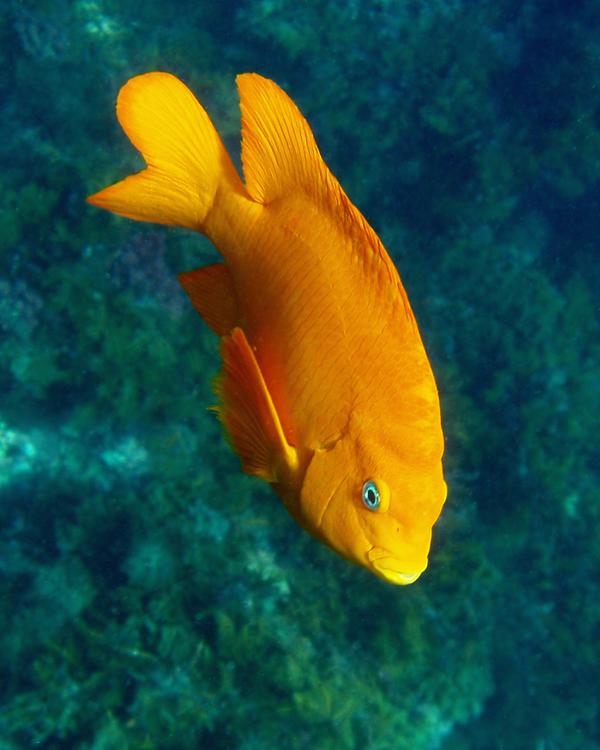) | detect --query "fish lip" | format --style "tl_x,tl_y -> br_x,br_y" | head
367,547 -> 425,585
373,566 -> 422,585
